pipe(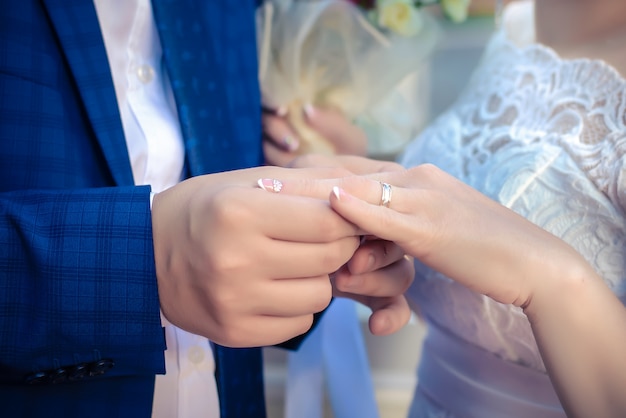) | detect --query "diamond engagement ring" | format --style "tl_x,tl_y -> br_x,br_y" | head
379,182 -> 392,208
